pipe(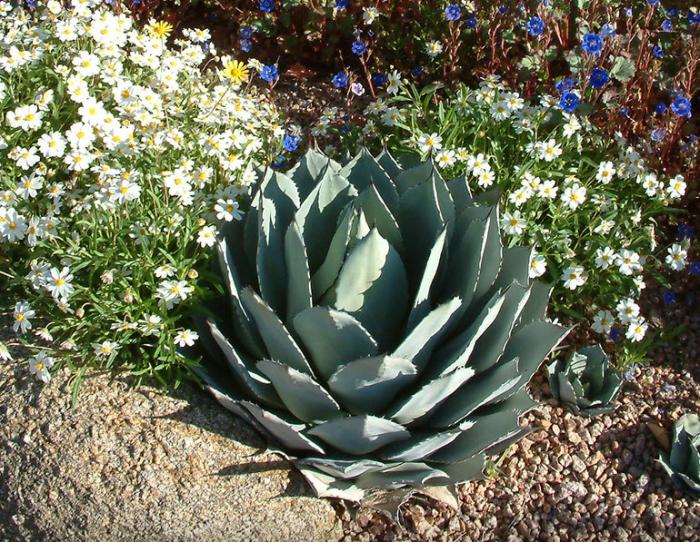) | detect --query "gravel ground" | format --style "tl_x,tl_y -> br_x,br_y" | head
339,367 -> 699,541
